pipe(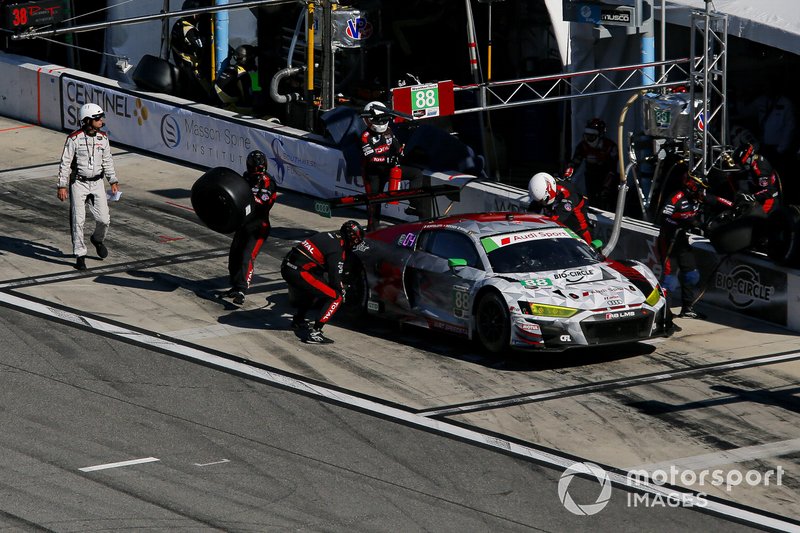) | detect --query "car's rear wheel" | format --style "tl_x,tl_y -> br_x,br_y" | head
476,291 -> 510,355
